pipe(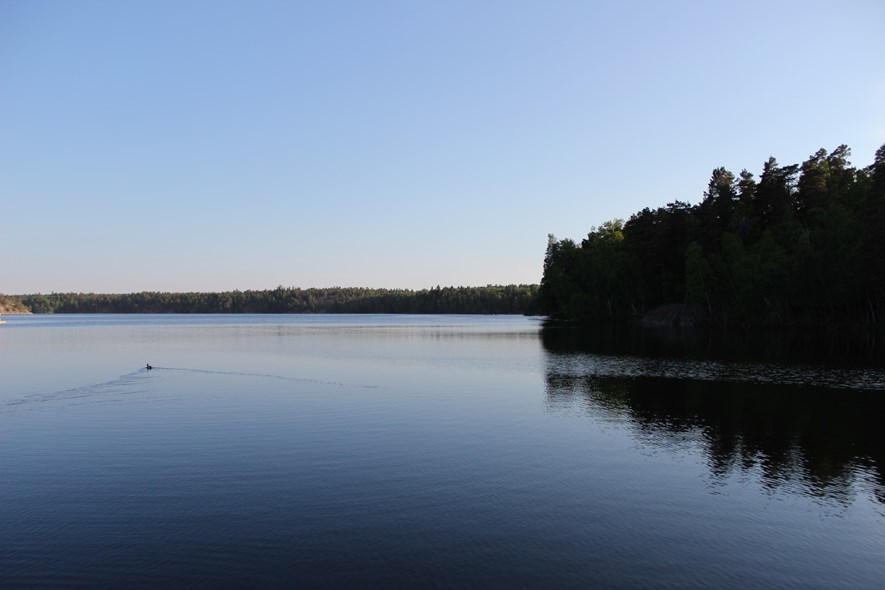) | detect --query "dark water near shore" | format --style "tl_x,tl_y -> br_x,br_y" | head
1,315 -> 883,589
